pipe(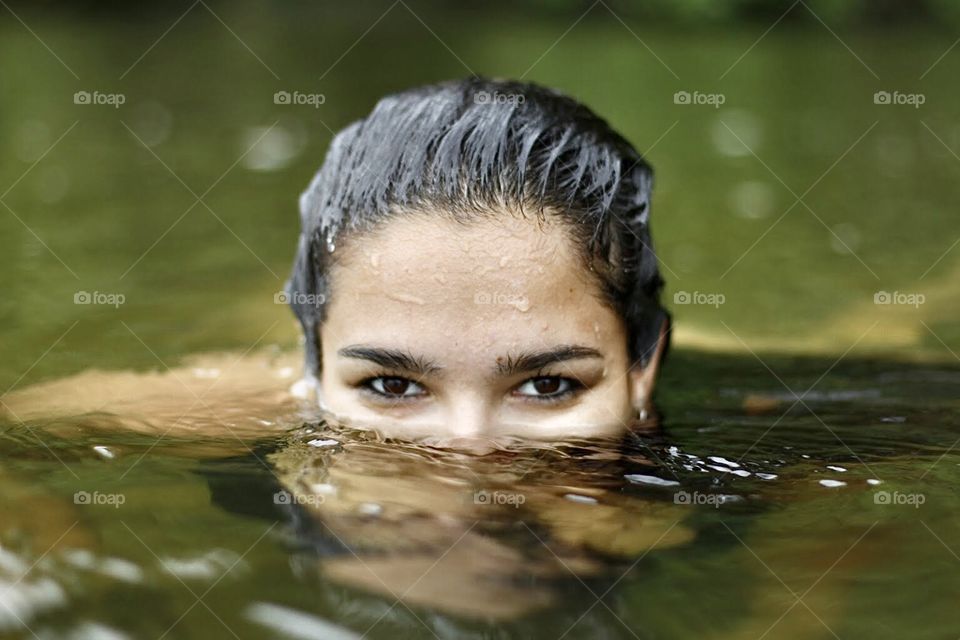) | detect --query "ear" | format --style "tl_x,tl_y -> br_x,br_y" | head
628,318 -> 669,418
